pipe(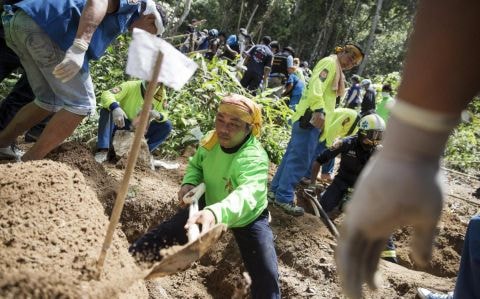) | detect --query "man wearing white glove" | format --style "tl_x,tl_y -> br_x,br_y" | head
0,0 -> 167,161
335,1 -> 479,298
95,80 -> 171,163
